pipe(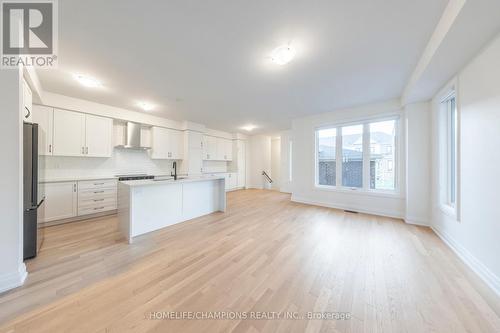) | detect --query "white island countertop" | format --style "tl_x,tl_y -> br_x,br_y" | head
118,175 -> 226,243
119,175 -> 225,187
